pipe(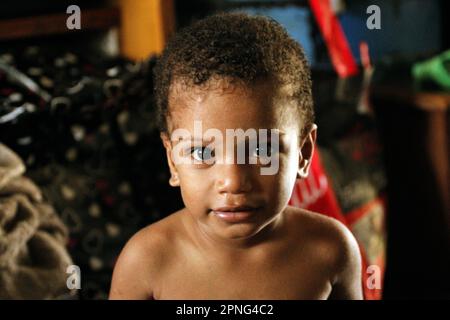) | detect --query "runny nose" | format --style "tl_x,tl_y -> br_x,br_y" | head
215,164 -> 253,194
